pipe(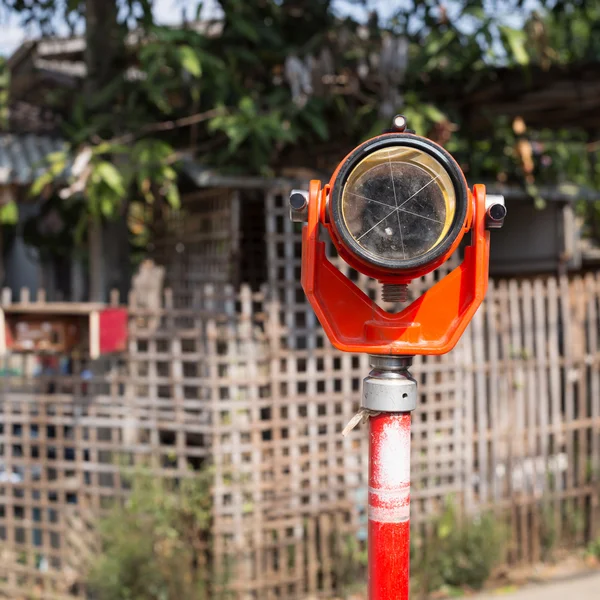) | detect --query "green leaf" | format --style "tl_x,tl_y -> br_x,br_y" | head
0,201 -> 18,225
49,158 -> 67,176
421,104 -> 446,123
302,110 -> 328,140
93,142 -> 129,156
86,74 -> 126,110
30,172 -> 53,196
239,96 -> 256,115
165,184 -> 180,210
526,182 -> 546,209
133,140 -> 174,164
162,166 -> 177,181
177,46 -> 202,77
95,162 -> 126,197
436,502 -> 456,540
46,150 -> 68,163
101,196 -> 116,218
232,17 -> 260,43
500,26 -> 530,66
146,87 -> 172,114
